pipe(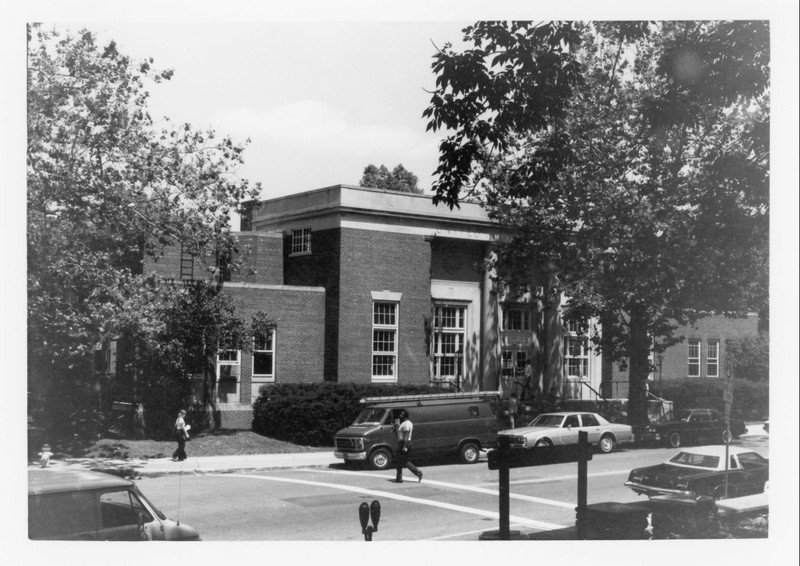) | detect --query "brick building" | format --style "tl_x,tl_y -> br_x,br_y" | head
140,184 -> 760,427
601,313 -> 761,399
